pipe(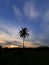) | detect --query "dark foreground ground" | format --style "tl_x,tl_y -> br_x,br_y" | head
0,47 -> 49,65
